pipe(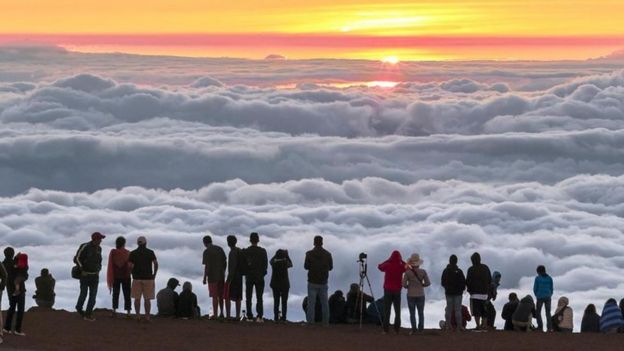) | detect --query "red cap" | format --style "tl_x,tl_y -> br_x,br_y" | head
91,232 -> 106,240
